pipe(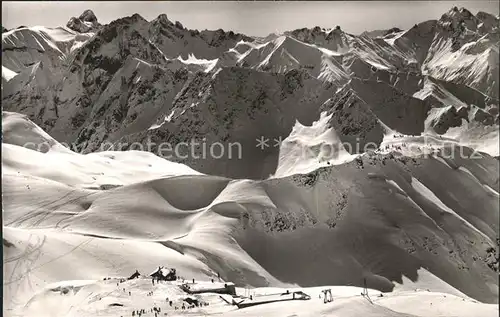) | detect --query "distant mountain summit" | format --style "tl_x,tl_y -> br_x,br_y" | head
2,6 -> 499,175
66,9 -> 101,32
360,27 -> 402,39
